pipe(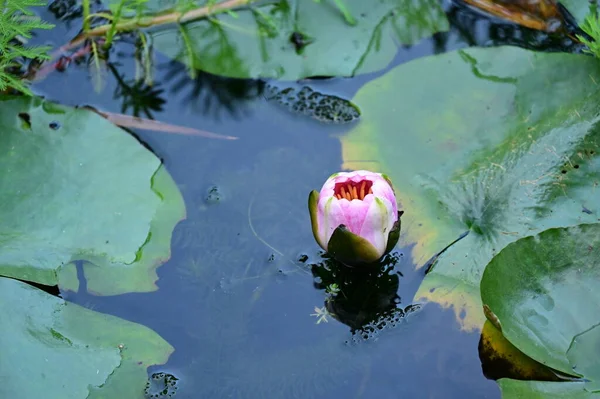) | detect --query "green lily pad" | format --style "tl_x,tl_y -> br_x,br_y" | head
568,323 -> 600,392
499,380 -> 599,399
0,276 -> 173,398
481,224 -> 600,383
150,0 -> 448,80
76,164 -> 186,295
340,46 -> 600,330
0,96 -> 185,295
